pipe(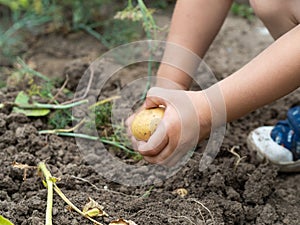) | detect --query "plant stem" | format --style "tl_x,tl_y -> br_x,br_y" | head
100,138 -> 138,155
17,58 -> 51,82
38,131 -> 139,156
38,162 -> 53,225
38,119 -> 86,134
137,0 -> 157,39
78,24 -> 111,48
141,50 -> 153,101
52,184 -> 104,225
136,0 -> 157,101
141,185 -> 154,198
38,162 -> 104,225
128,0 -> 133,8
53,132 -> 99,140
88,95 -> 120,109
15,99 -> 88,110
